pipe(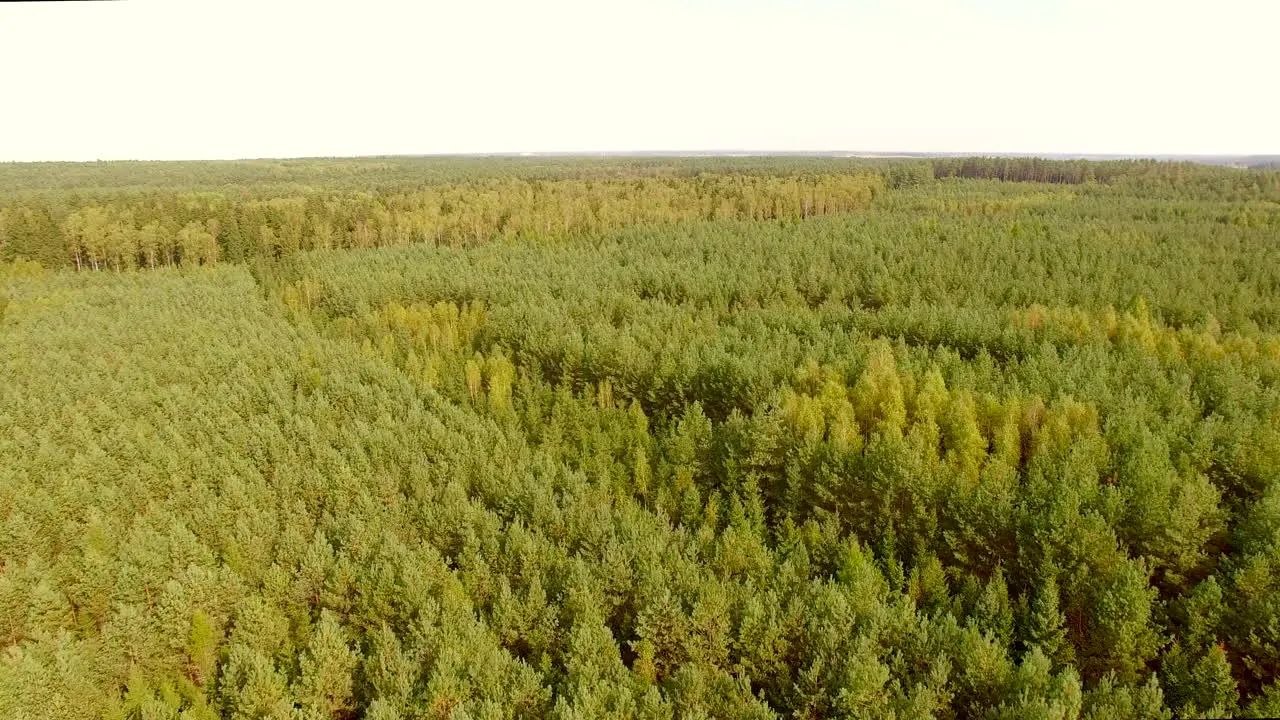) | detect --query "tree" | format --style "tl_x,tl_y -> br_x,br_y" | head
1082,673 -> 1170,720
974,565 -> 1015,647
1025,567 -> 1072,668
294,611 -> 358,719
1163,642 -> 1238,718
853,341 -> 907,439
221,645 -> 295,720
187,610 -> 219,688
178,221 -> 216,266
